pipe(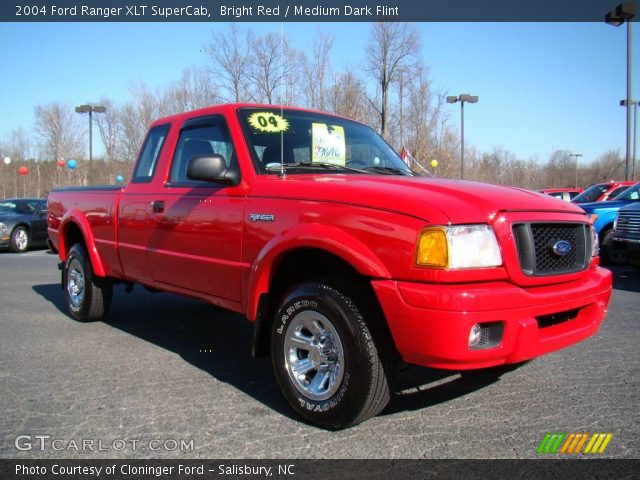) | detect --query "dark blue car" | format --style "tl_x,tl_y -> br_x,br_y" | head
577,182 -> 640,263
0,198 -> 48,253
